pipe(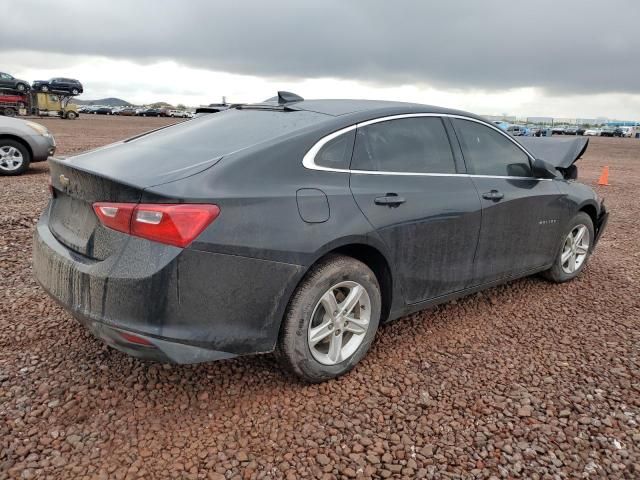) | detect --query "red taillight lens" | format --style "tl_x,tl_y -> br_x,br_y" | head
93,202 -> 136,233
92,202 -> 220,248
131,204 -> 220,247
